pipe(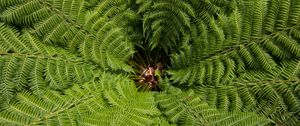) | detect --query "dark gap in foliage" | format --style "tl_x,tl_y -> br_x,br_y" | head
128,46 -> 170,91
7,50 -> 15,53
